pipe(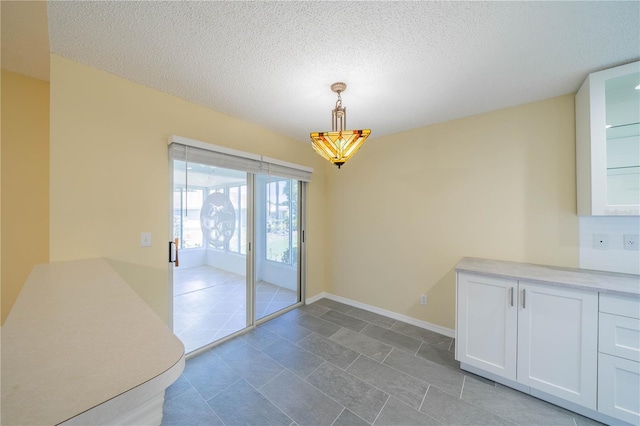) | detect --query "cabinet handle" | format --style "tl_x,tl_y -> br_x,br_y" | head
510,287 -> 514,307
522,289 -> 526,309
